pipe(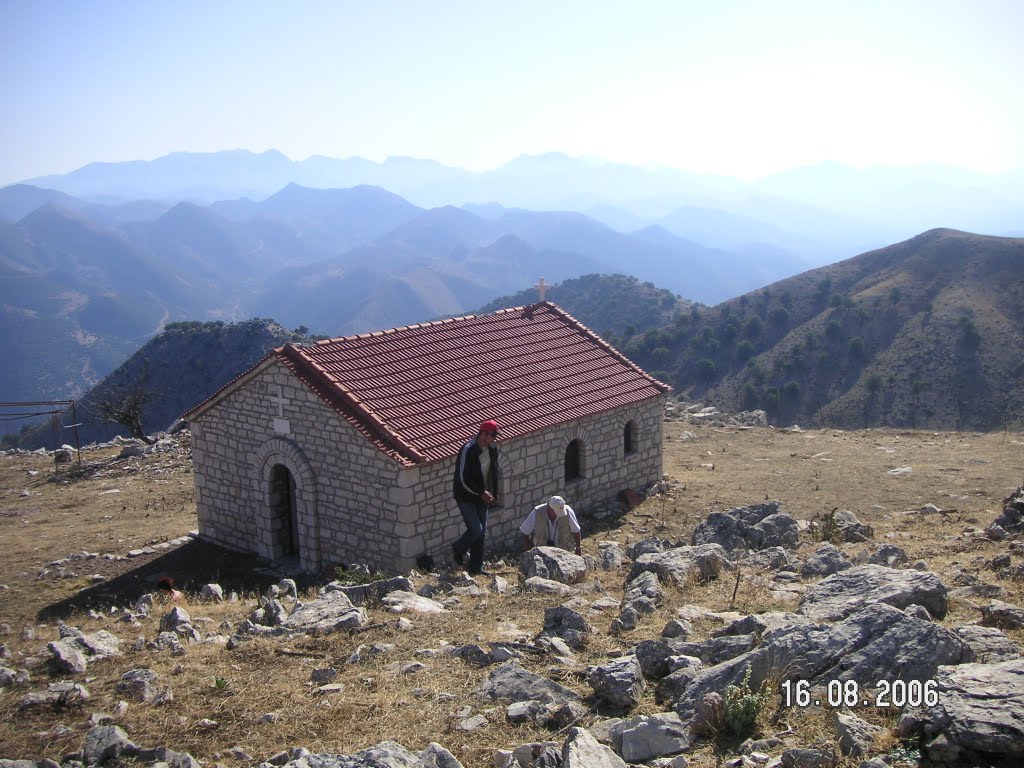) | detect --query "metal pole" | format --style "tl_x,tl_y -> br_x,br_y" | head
71,401 -> 82,465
